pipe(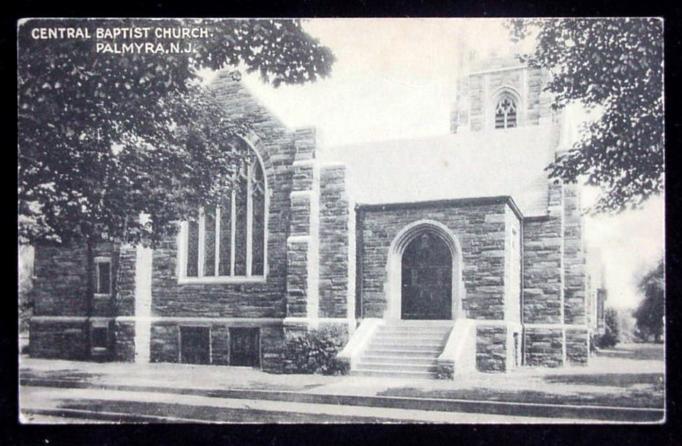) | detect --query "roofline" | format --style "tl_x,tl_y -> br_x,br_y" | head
209,70 -> 291,132
356,195 -> 525,220
467,65 -> 527,76
524,215 -> 552,223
